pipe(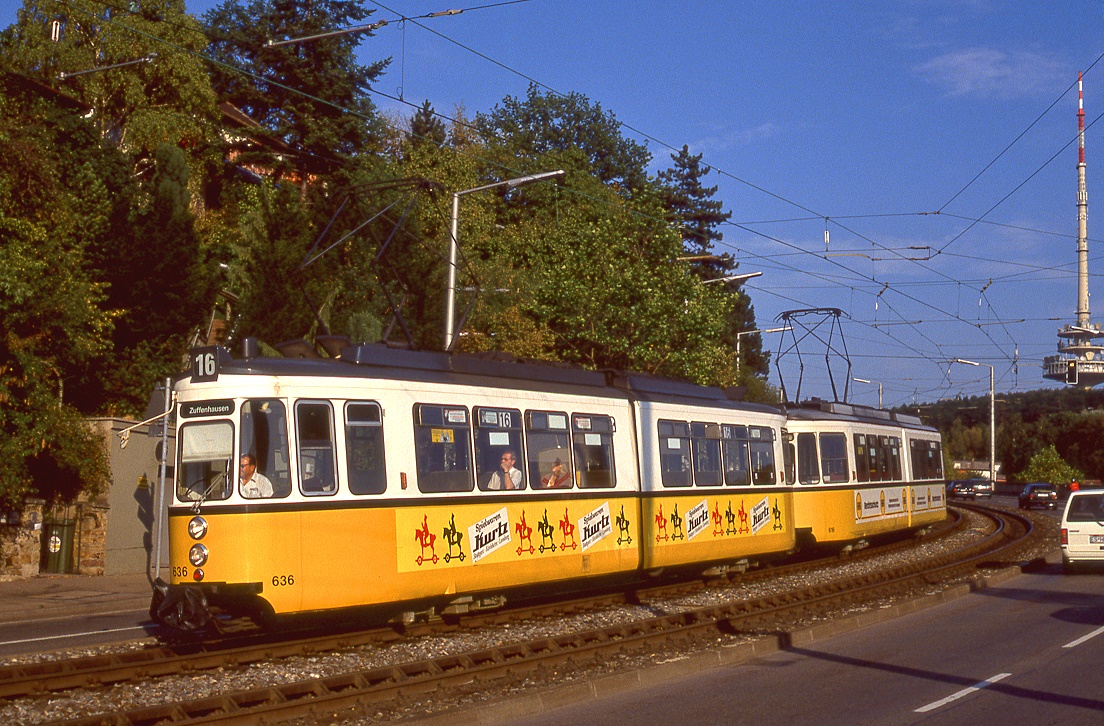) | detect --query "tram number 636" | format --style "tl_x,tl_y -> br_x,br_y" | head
272,574 -> 295,587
